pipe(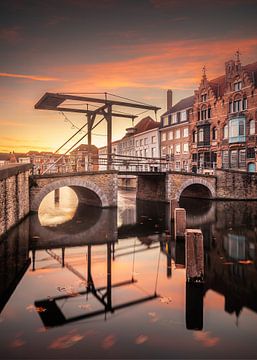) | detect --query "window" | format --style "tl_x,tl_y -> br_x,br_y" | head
151,147 -> 156,157
198,128 -> 204,142
234,81 -> 242,91
151,136 -> 156,144
223,124 -> 228,139
229,100 -> 233,113
168,131 -> 173,140
212,127 -> 217,140
201,106 -> 207,120
192,153 -> 197,162
183,143 -> 189,153
239,149 -> 246,168
144,149 -> 147,157
181,110 -> 187,122
222,150 -> 229,169
169,145 -> 173,154
140,139 -> 143,146
175,161 -> 180,170
175,144 -> 181,154
161,146 -> 167,156
161,132 -> 166,141
229,117 -> 246,143
183,127 -> 188,137
247,148 -> 255,158
171,113 -> 177,124
201,93 -> 207,102
193,130 -> 197,143
230,150 -> 238,168
250,120 -> 255,135
233,98 -> 242,112
162,116 -> 169,126
144,138 -> 148,145
243,97 -> 248,110
175,129 -> 180,139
